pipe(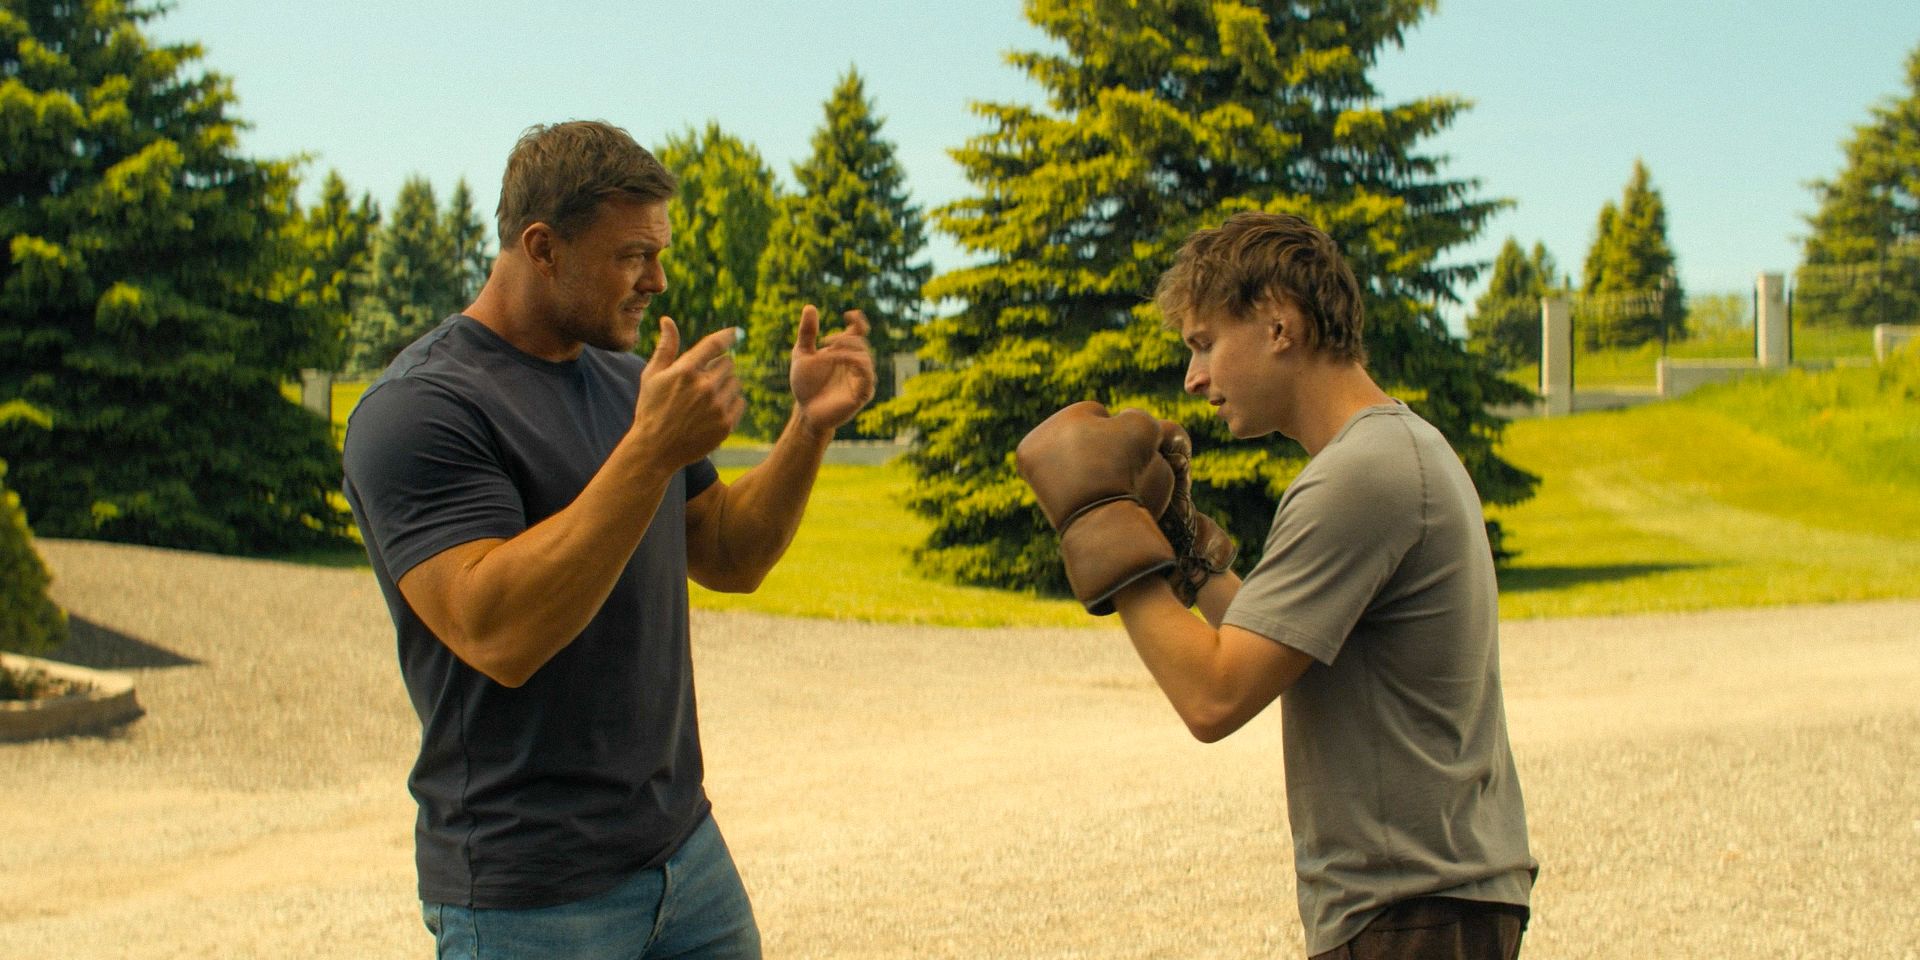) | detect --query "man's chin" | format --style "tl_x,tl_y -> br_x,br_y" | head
590,318 -> 643,353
